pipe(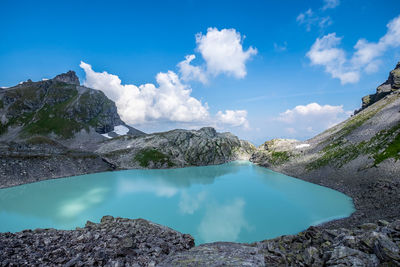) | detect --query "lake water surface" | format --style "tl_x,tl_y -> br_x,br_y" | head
0,161 -> 354,244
